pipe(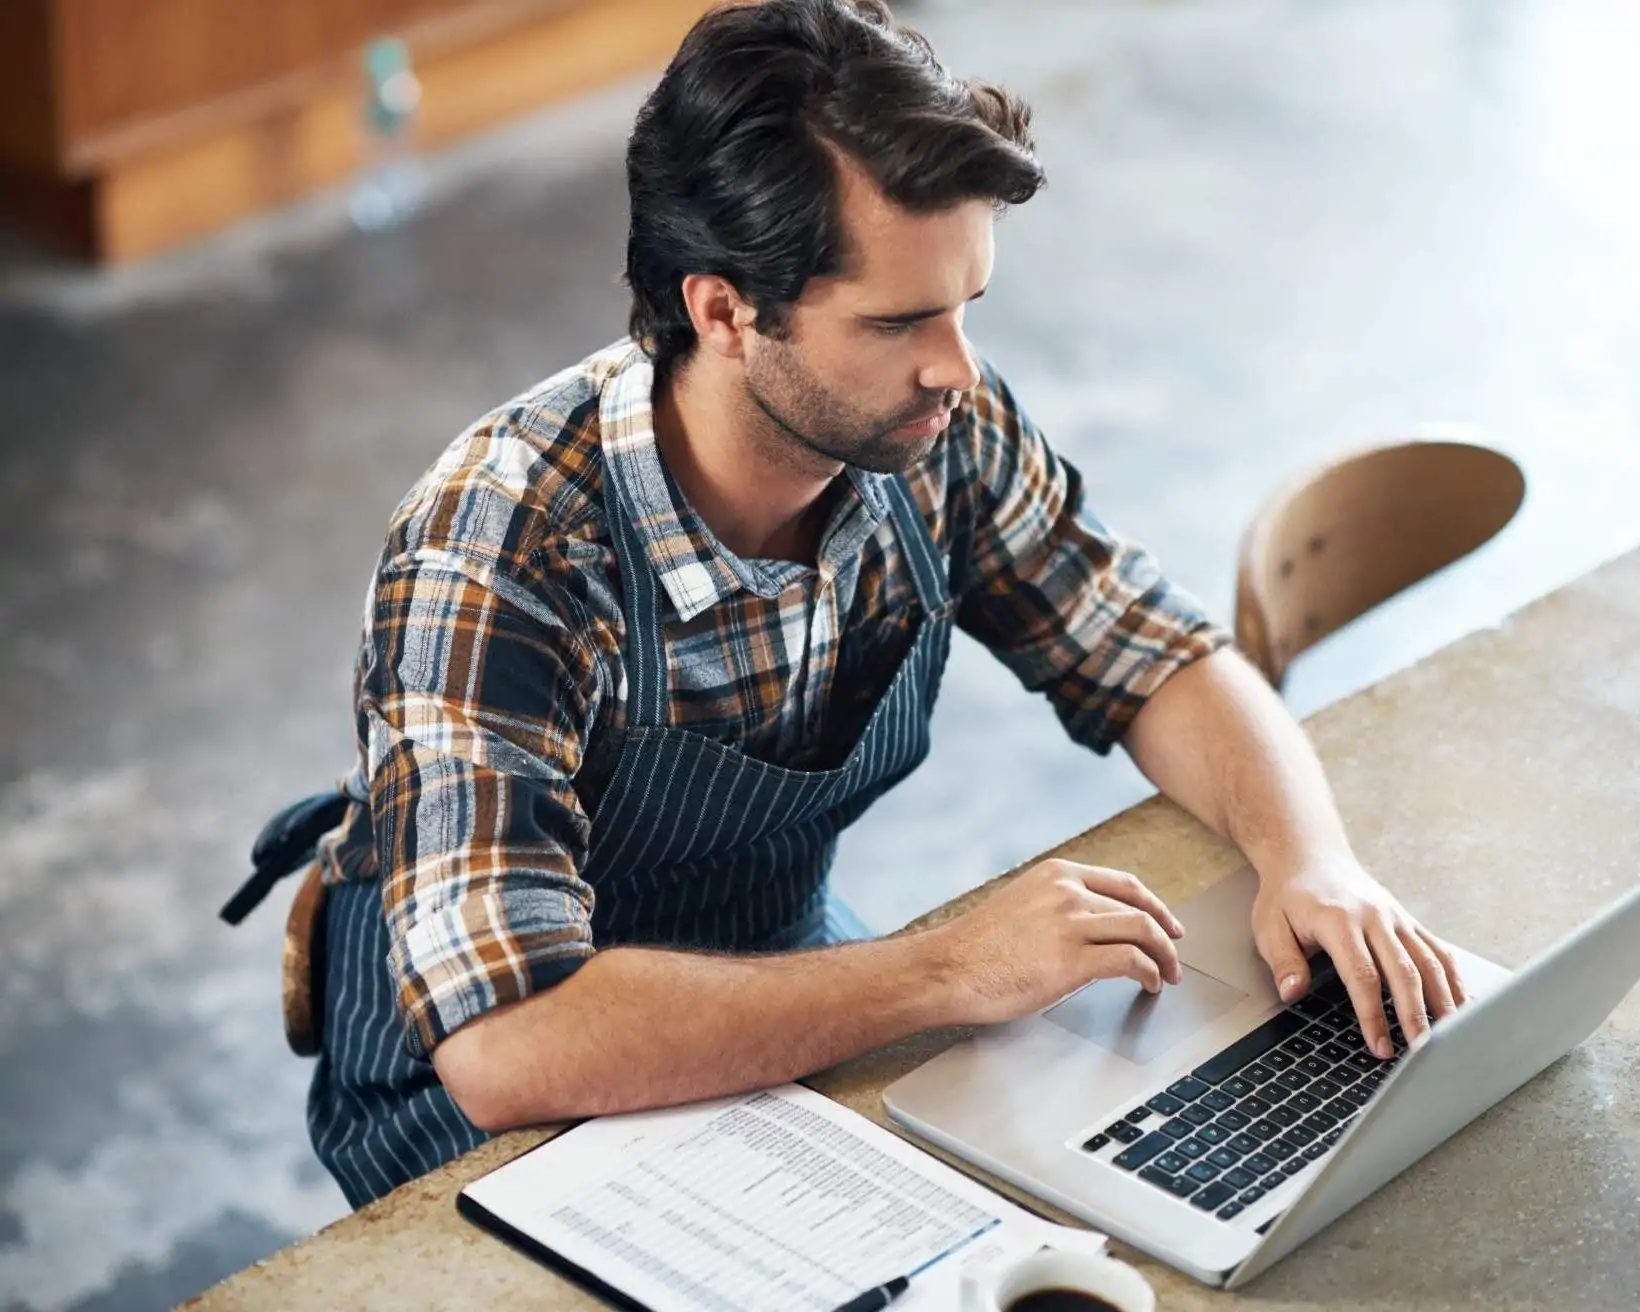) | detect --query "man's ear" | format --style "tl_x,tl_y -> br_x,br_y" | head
680,274 -> 758,362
